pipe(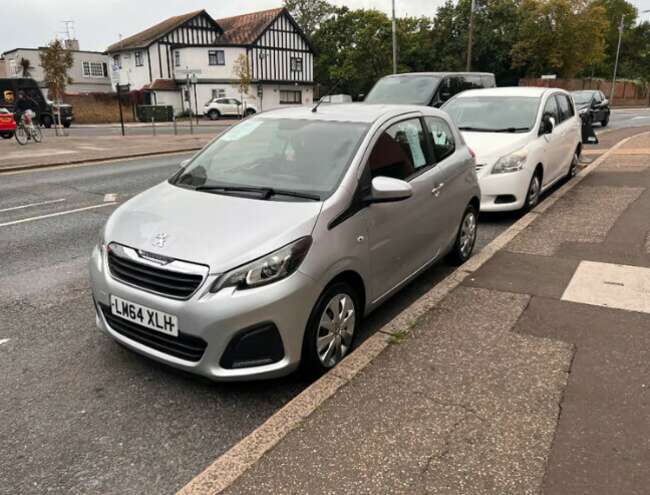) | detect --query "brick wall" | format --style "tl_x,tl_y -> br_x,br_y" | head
63,93 -> 136,124
520,78 -> 649,107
